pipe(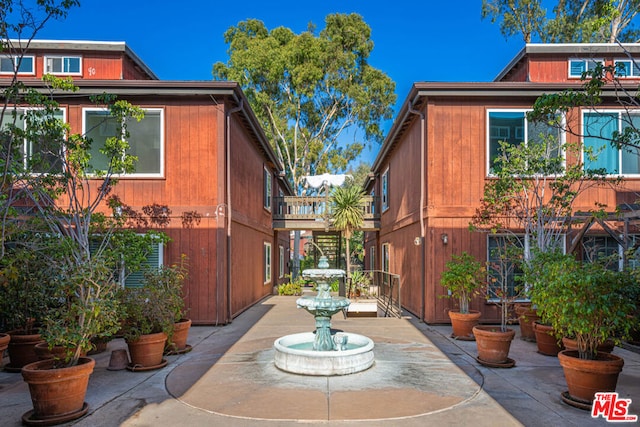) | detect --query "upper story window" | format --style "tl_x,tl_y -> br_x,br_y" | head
1,108 -> 65,174
45,56 -> 81,75
84,108 -> 163,177
487,110 -> 563,174
381,168 -> 389,212
0,55 -> 35,74
264,166 -> 272,211
583,110 -> 640,176
569,58 -> 603,78
614,60 -> 640,78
